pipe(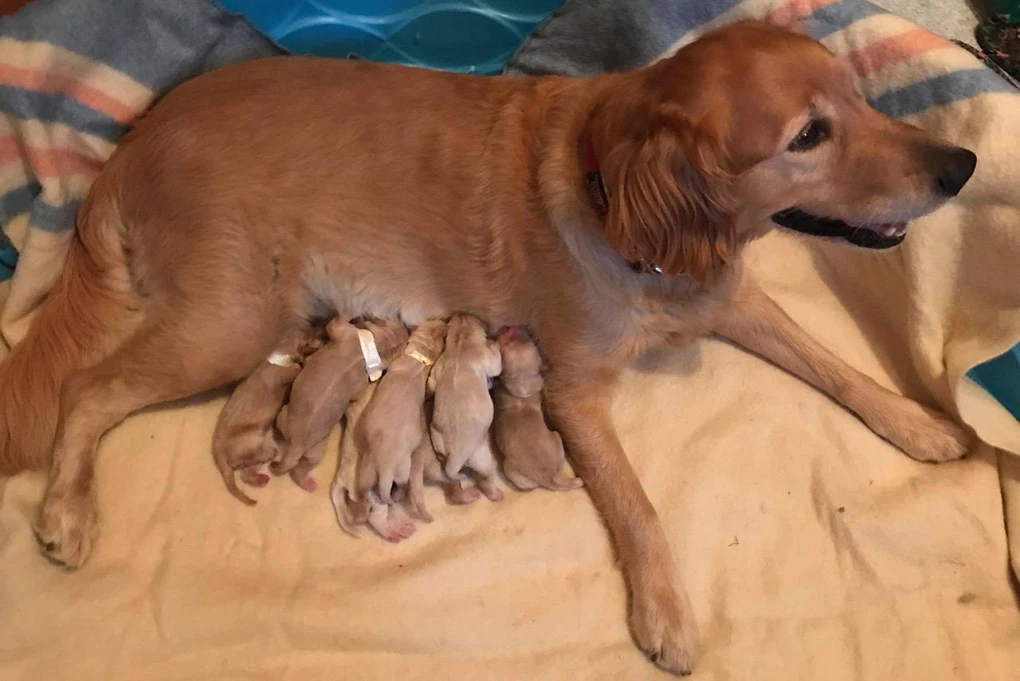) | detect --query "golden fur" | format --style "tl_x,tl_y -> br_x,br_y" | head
0,22 -> 976,675
492,326 -> 582,492
427,314 -> 504,500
